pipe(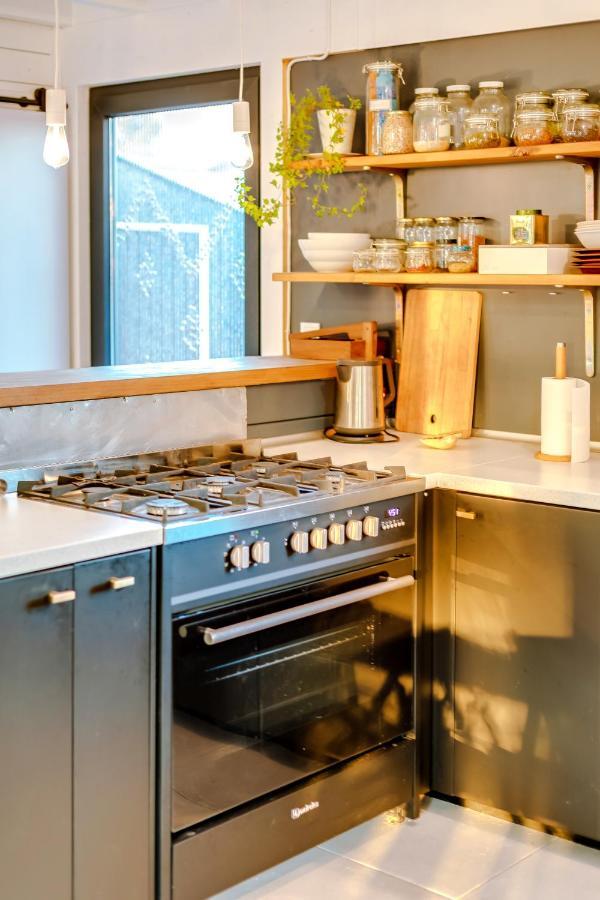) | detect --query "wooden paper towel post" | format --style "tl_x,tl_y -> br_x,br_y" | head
536,341 -> 571,462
